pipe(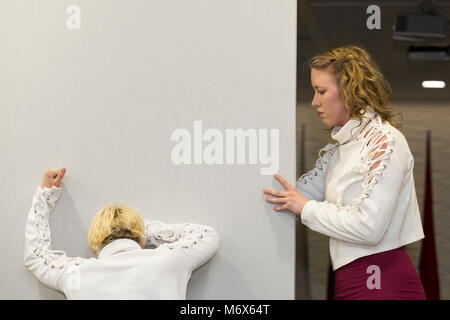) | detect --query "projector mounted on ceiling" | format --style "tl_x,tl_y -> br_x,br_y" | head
393,0 -> 448,41
393,12 -> 448,42
393,1 -> 449,61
